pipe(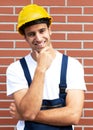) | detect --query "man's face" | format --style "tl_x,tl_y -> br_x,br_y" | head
24,23 -> 52,53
